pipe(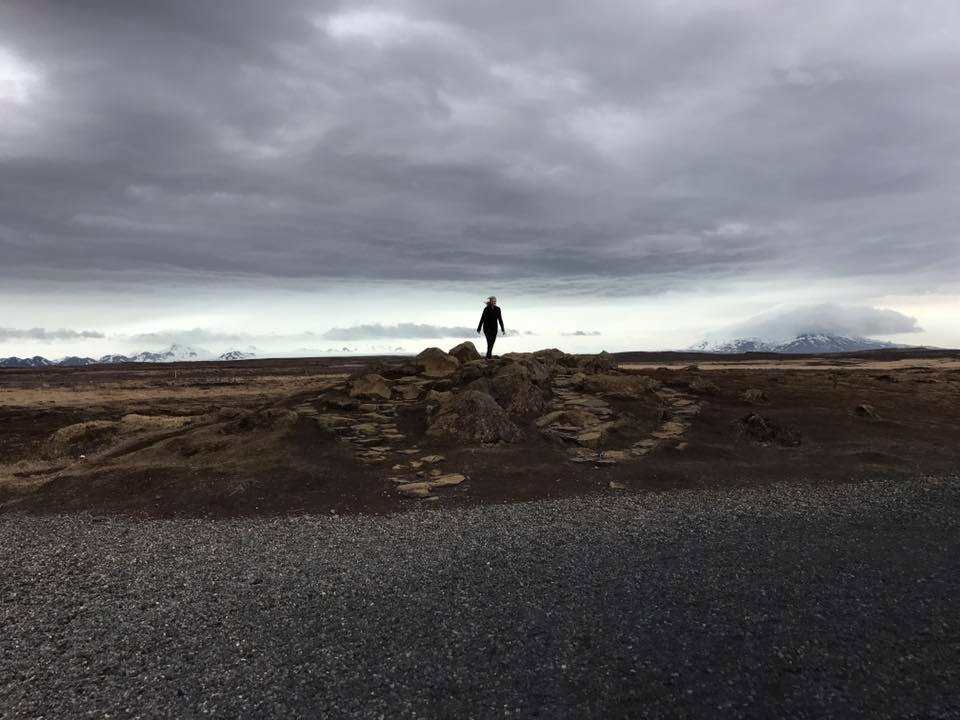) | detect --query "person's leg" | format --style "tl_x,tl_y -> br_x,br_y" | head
485,331 -> 496,358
